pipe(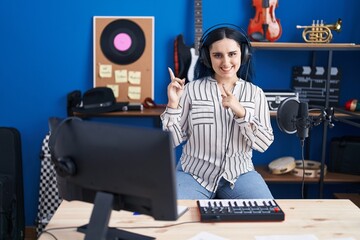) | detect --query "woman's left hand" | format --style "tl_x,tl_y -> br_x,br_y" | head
221,84 -> 246,118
